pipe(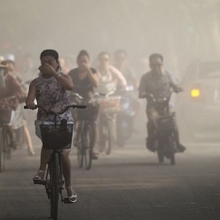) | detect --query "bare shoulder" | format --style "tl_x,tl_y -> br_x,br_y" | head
62,73 -> 72,80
